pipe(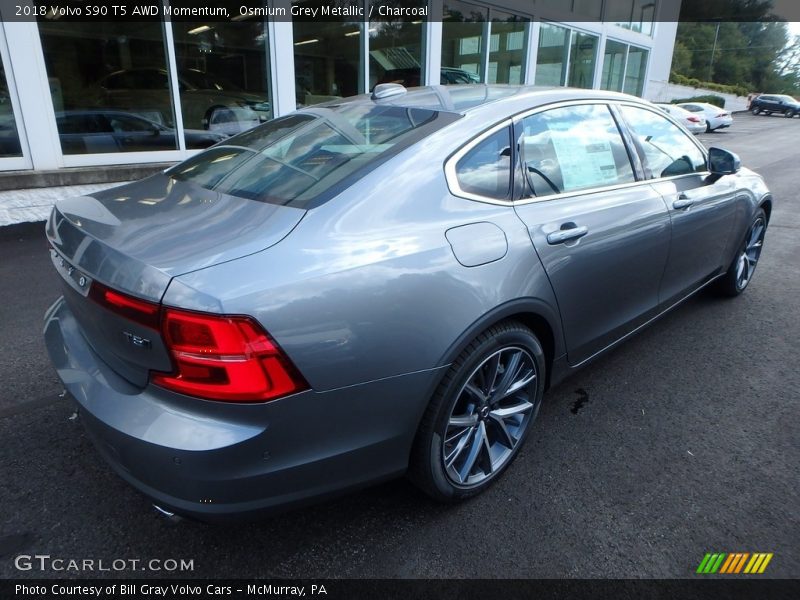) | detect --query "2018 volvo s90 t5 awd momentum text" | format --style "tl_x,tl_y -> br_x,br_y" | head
44,85 -> 772,521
